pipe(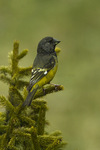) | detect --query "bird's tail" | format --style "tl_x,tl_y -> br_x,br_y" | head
22,85 -> 39,107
